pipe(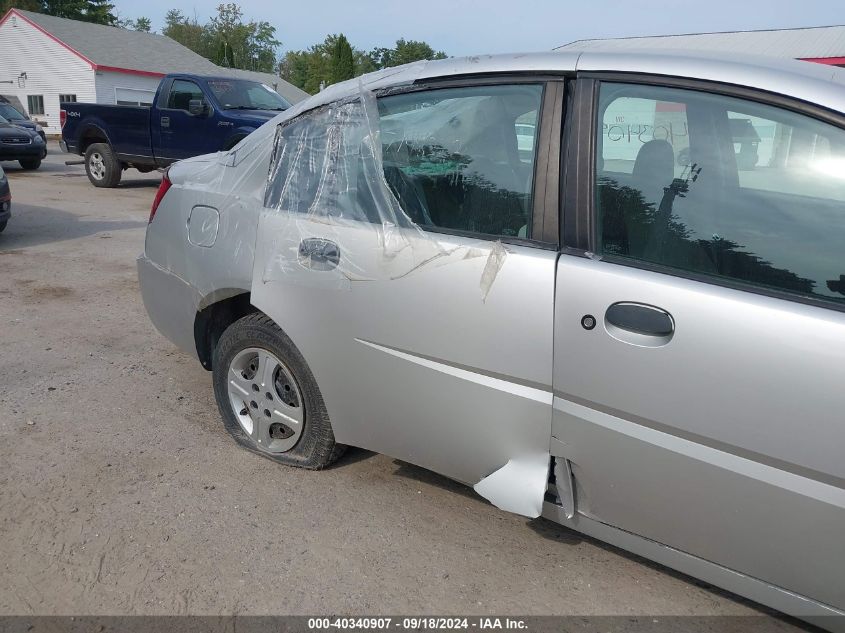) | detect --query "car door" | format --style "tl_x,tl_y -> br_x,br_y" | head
155,78 -> 217,161
251,79 -> 563,510
552,77 -> 845,610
